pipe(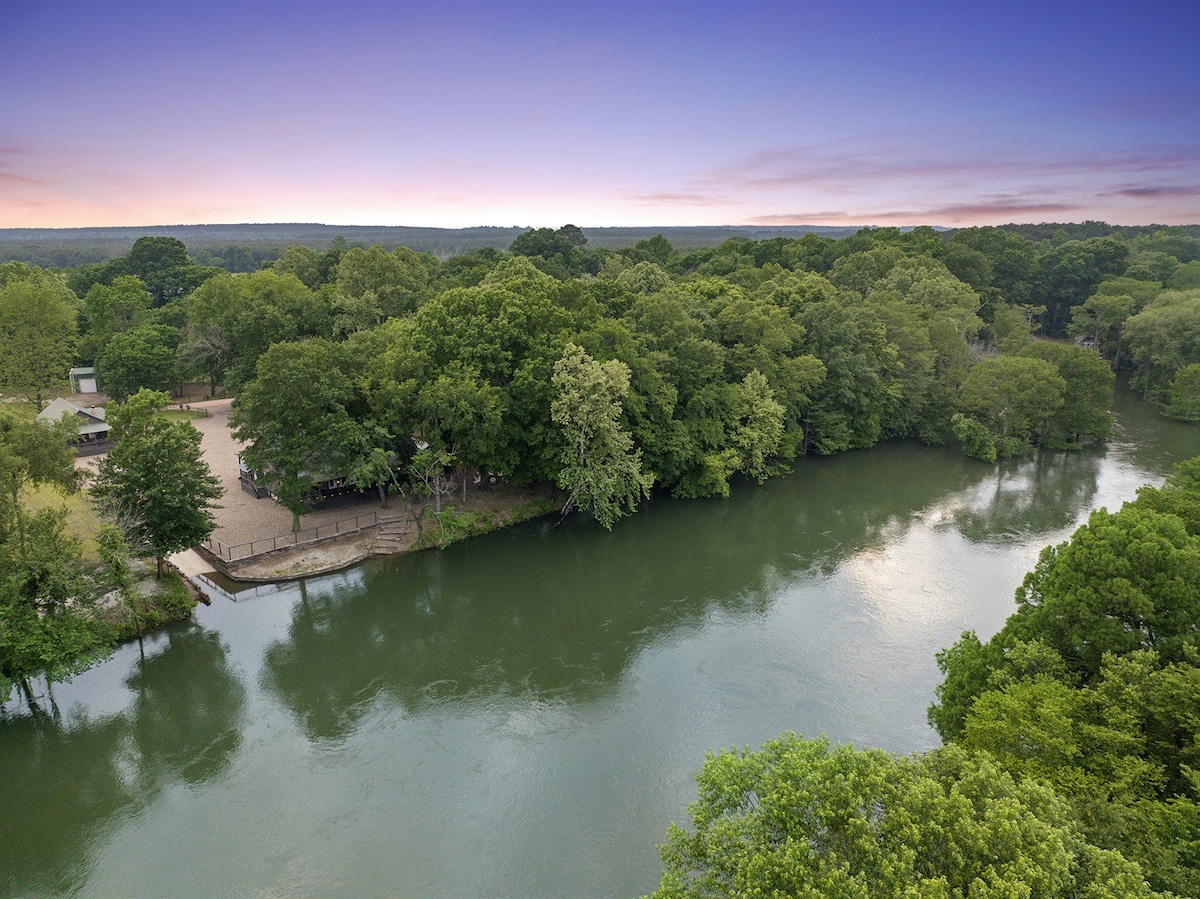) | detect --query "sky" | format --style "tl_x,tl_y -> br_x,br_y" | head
1,0 -> 1198,230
